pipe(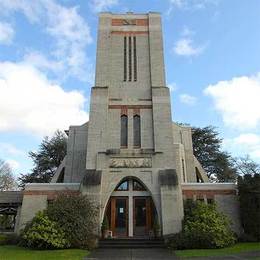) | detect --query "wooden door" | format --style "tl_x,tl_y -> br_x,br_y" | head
111,197 -> 128,237
133,197 -> 152,236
